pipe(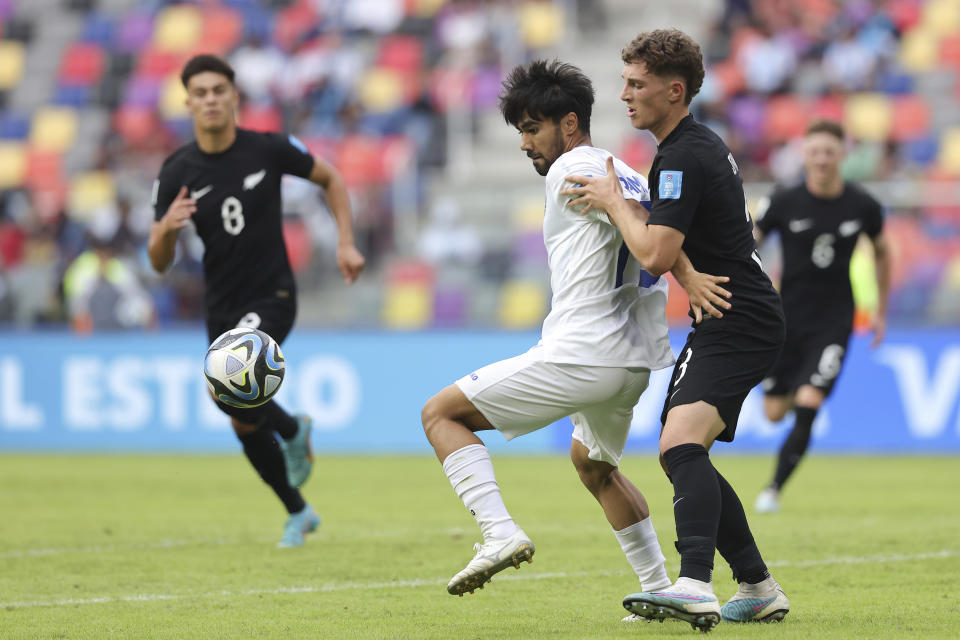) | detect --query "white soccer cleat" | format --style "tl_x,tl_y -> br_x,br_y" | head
446,529 -> 534,596
721,577 -> 790,623
755,487 -> 780,514
622,577 -> 721,632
